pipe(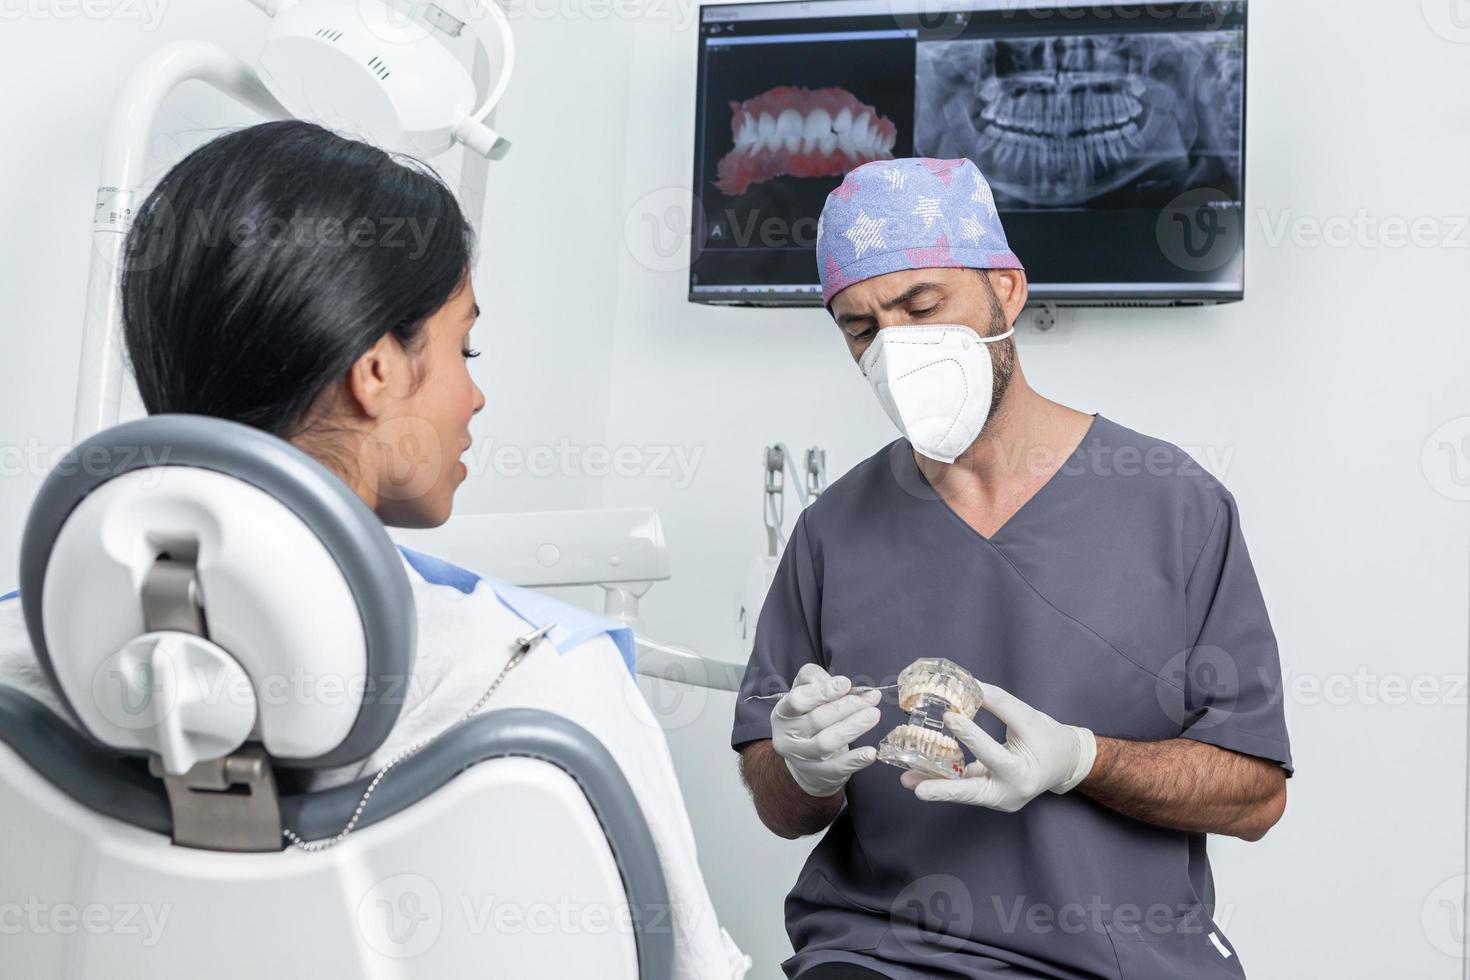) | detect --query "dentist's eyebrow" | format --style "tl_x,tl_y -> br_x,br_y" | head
463,303 -> 480,323
881,282 -> 942,309
835,282 -> 942,329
